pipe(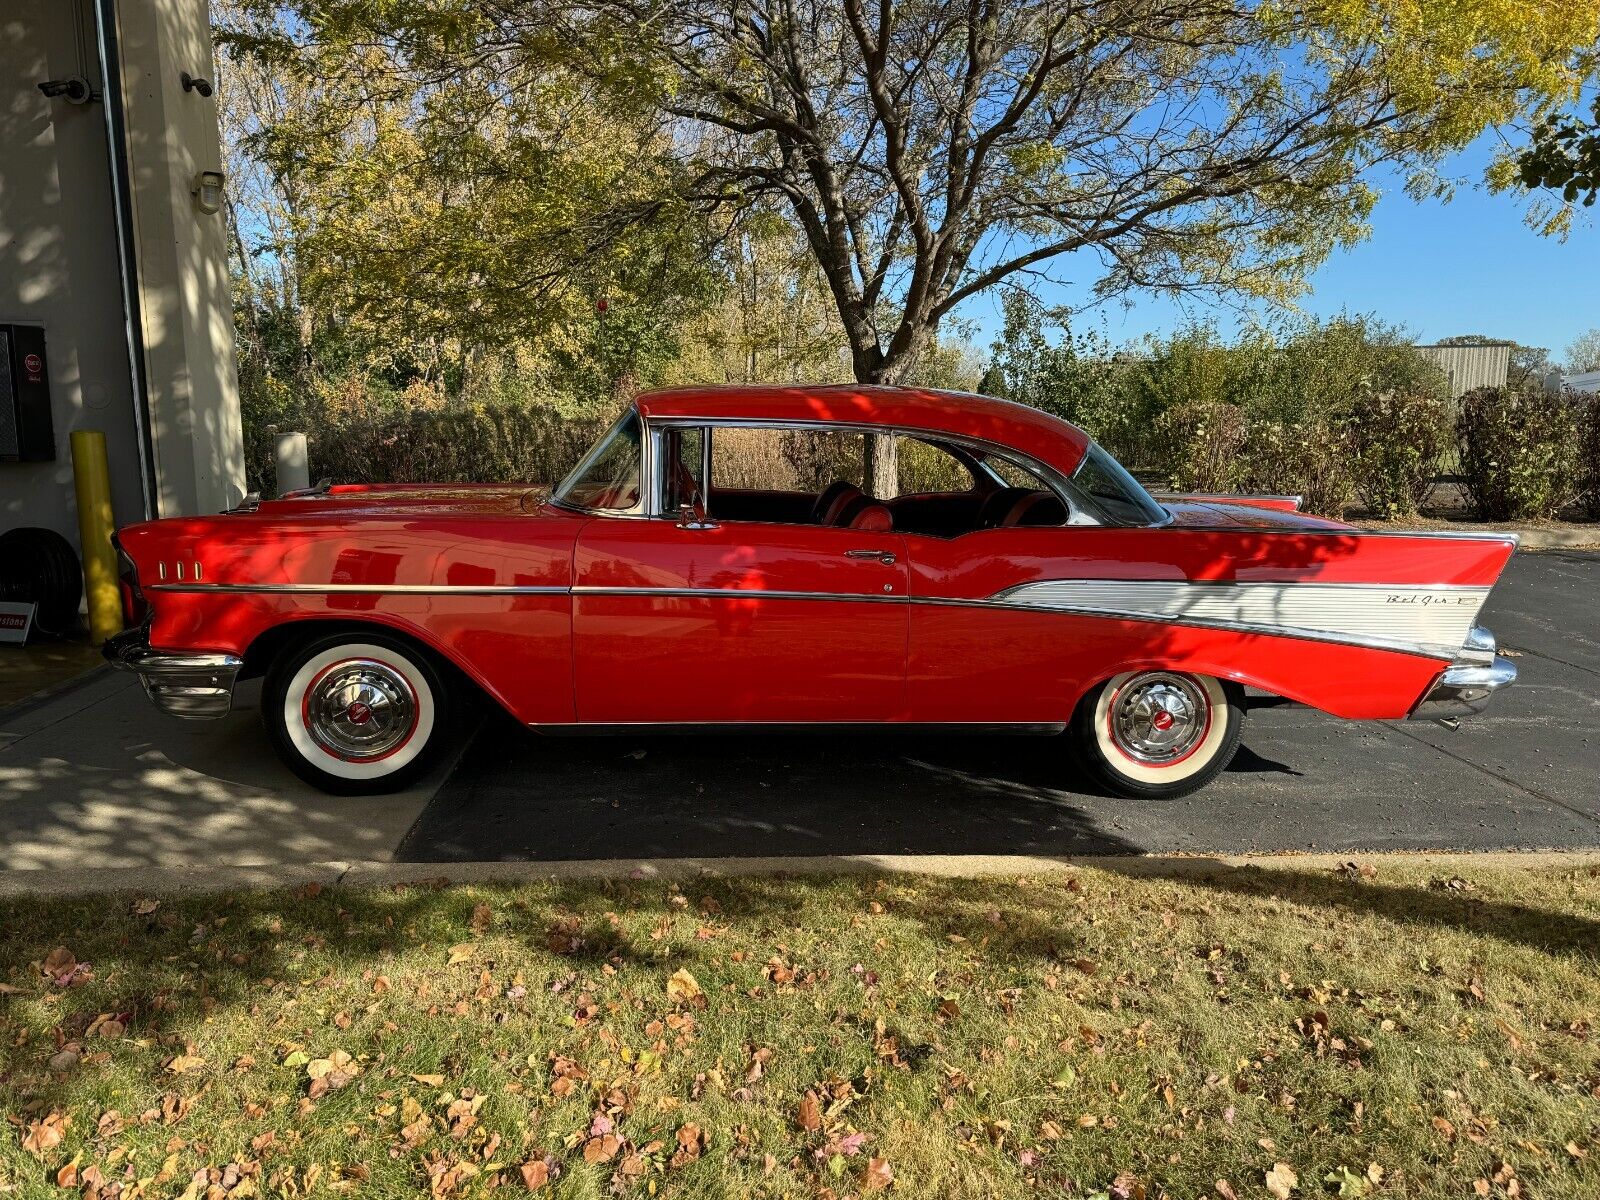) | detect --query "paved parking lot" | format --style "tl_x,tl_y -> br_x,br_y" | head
2,551 -> 1596,872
